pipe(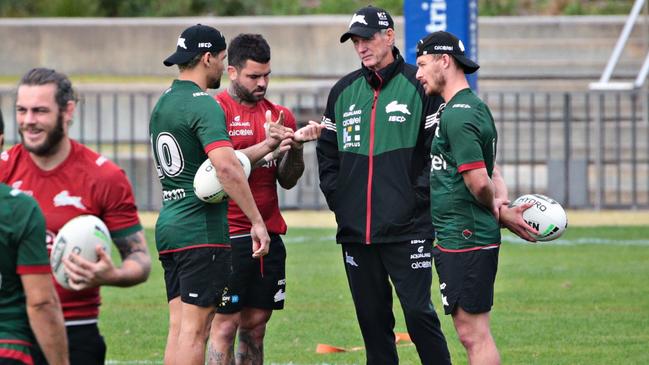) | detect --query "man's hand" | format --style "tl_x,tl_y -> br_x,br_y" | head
492,197 -> 510,222
264,110 -> 294,151
293,120 -> 325,144
63,245 -> 117,290
499,203 -> 539,242
250,222 -> 270,258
